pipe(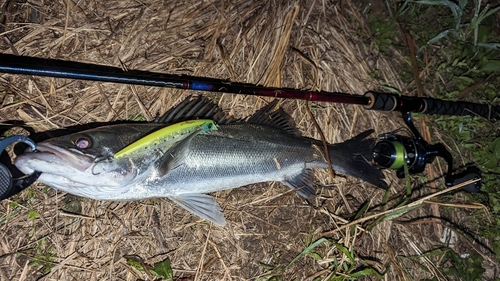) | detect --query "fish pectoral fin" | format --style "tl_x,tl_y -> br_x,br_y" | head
282,169 -> 316,199
168,194 -> 226,226
156,128 -> 202,176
